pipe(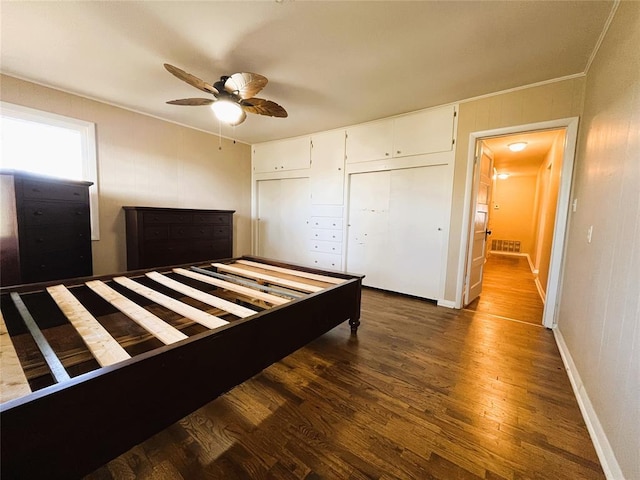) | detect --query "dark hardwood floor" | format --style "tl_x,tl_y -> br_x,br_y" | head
85,287 -> 603,479
464,254 -> 544,325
